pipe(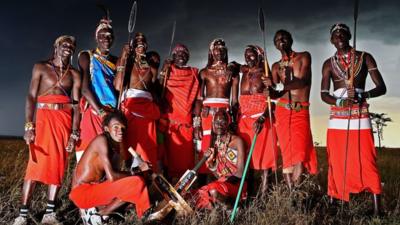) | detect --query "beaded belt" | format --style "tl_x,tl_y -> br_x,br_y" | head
330,107 -> 369,118
276,101 -> 309,112
37,103 -> 72,110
